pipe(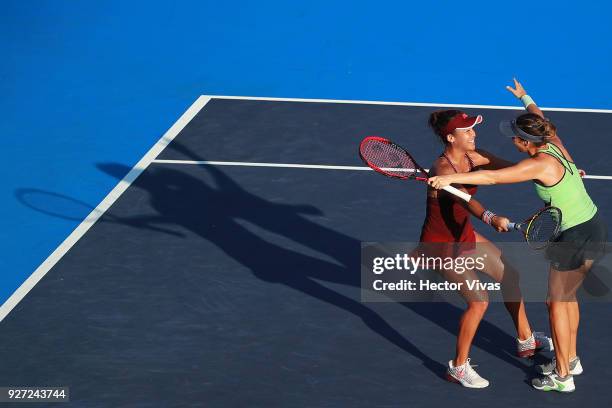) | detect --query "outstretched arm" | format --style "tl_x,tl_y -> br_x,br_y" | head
434,161 -> 510,232
474,148 -> 515,170
428,157 -> 546,188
